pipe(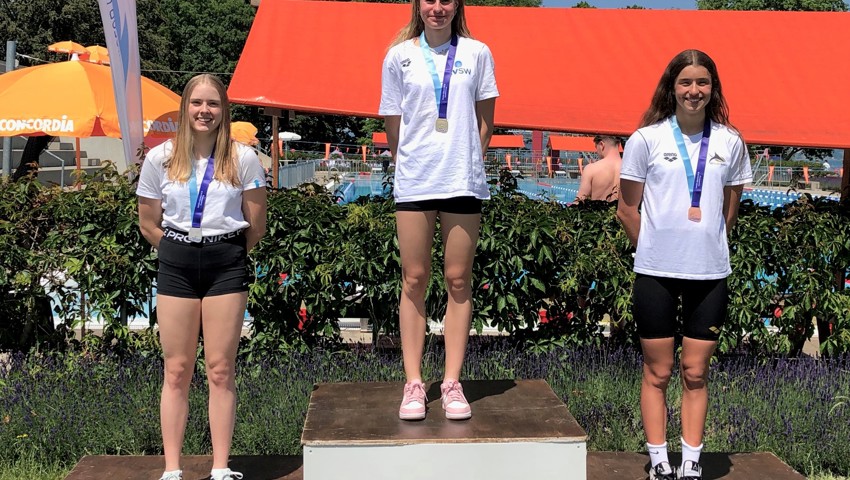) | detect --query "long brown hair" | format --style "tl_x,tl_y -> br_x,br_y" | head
165,74 -> 239,186
391,0 -> 472,46
639,50 -> 733,130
